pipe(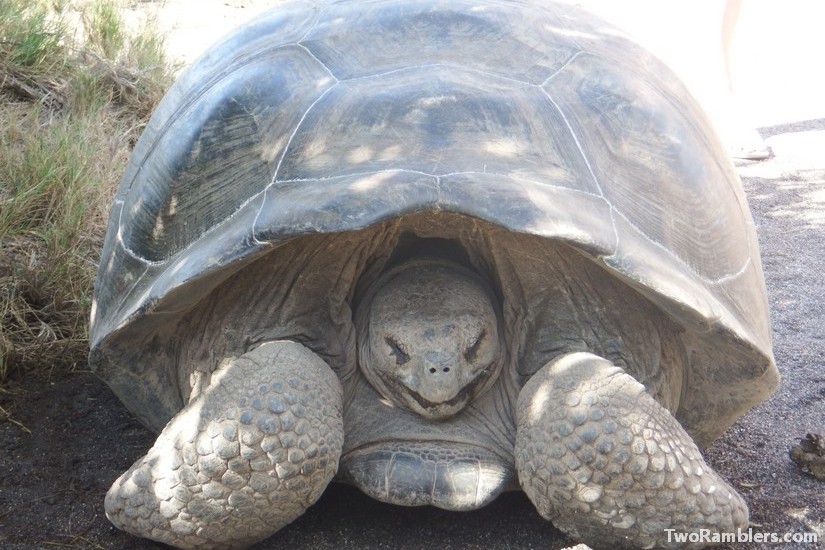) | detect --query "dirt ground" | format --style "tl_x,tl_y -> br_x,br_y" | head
1,2 -> 824,549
